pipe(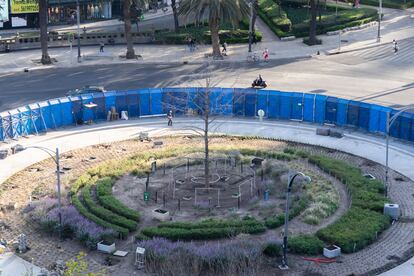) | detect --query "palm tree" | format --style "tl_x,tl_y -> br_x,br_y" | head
123,0 -> 147,59
171,0 -> 179,32
178,0 -> 249,59
251,0 -> 259,32
39,0 -> 51,64
308,0 -> 317,45
123,0 -> 136,59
